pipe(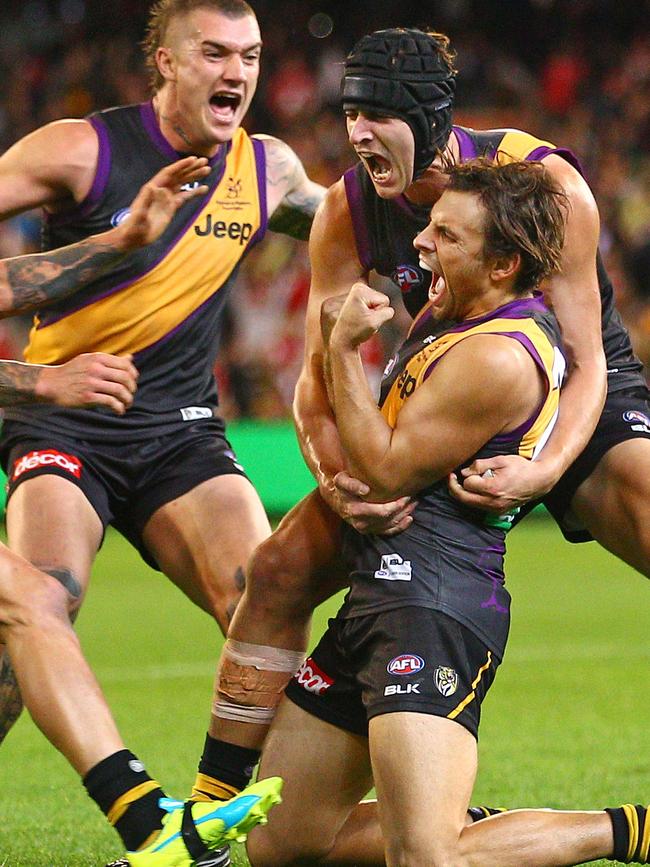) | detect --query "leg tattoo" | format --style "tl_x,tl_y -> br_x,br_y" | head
225,567 -> 246,625
40,567 -> 83,602
0,651 -> 23,745
0,567 -> 82,744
